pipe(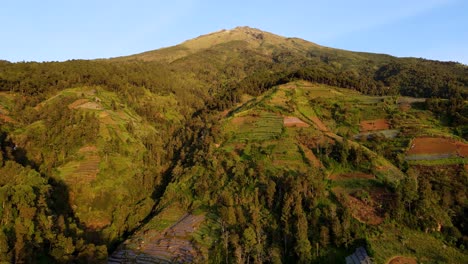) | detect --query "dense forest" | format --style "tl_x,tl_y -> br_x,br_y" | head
0,27 -> 467,263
